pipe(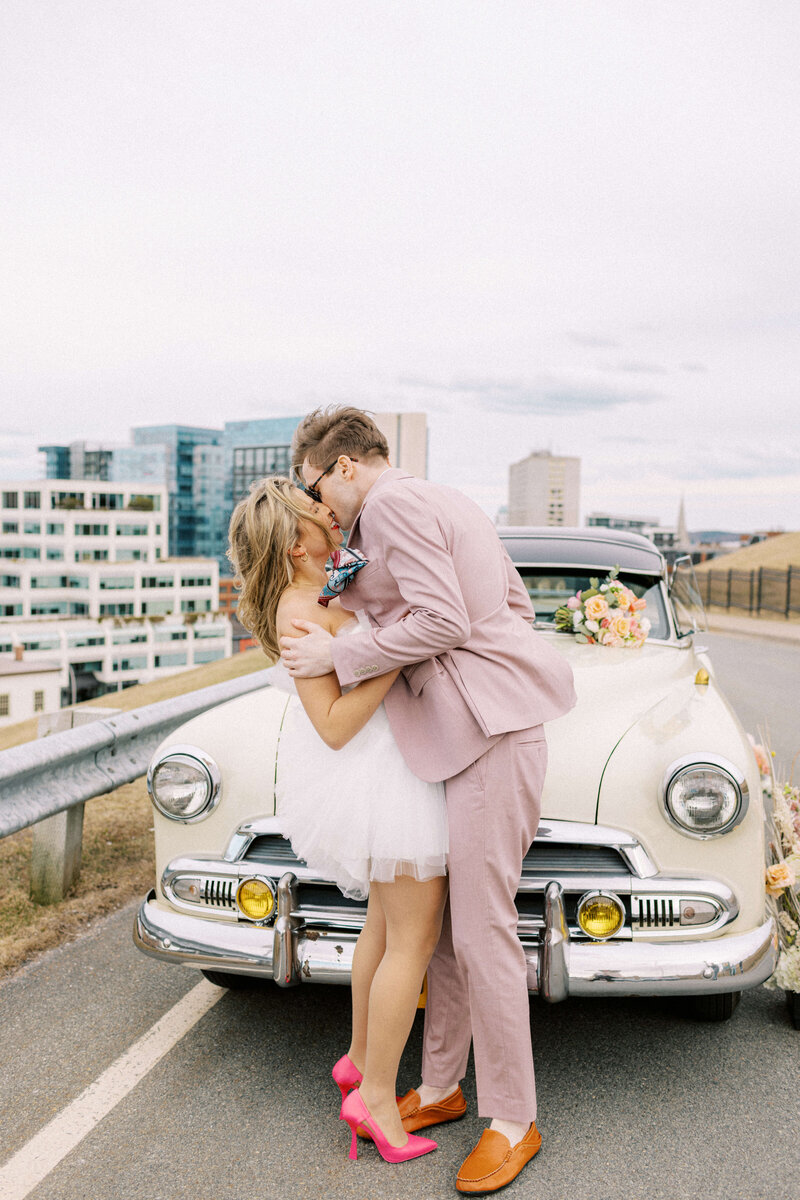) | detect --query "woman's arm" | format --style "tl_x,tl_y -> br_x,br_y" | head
294,667 -> 401,750
277,597 -> 400,750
